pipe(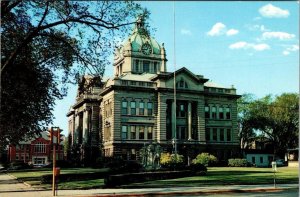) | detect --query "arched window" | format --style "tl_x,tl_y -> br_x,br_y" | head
176,79 -> 188,89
